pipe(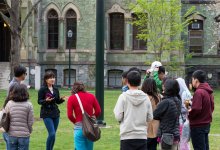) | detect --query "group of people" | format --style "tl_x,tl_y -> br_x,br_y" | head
0,62 -> 214,150
114,61 -> 214,150
1,65 -> 101,150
